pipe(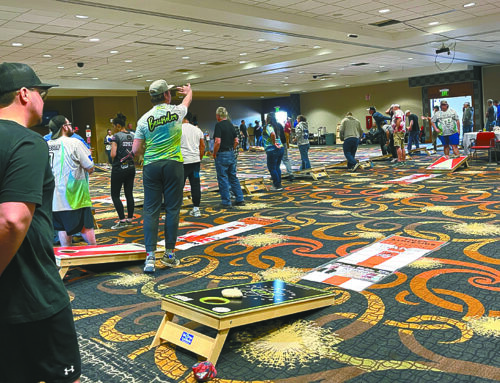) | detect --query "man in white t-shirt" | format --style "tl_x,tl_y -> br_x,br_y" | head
47,115 -> 96,246
181,112 -> 205,217
431,100 -> 460,157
